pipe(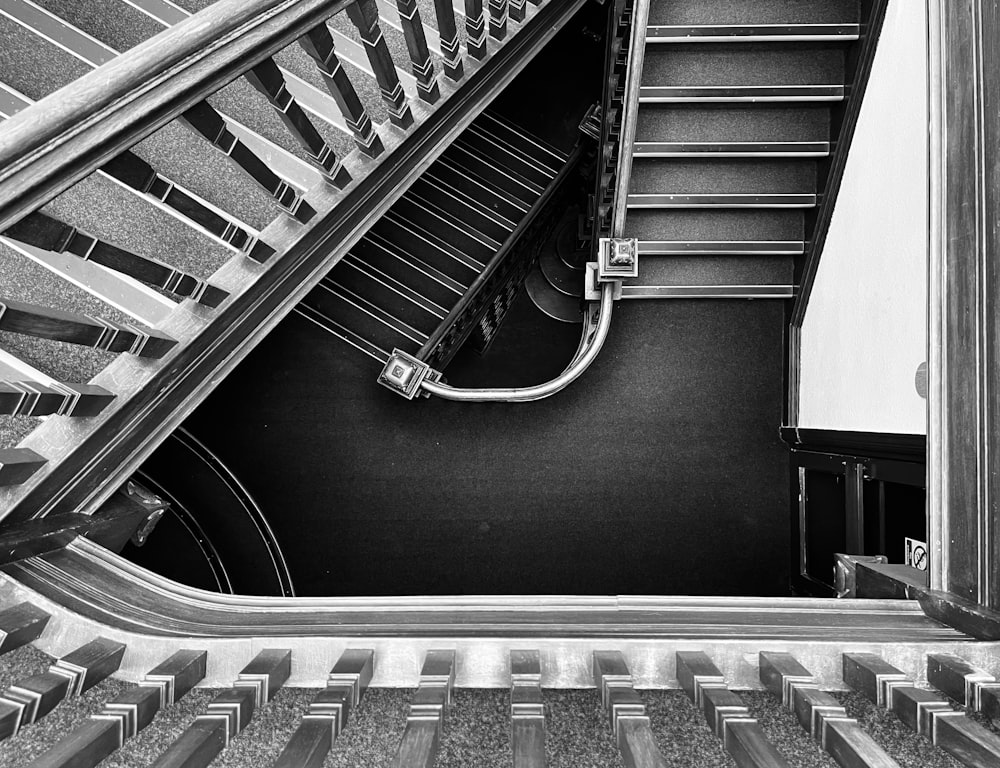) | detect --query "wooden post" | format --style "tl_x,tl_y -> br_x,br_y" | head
346,0 -> 414,128
298,25 -> 384,158
394,0 -> 440,103
244,57 -> 352,187
488,0 -> 509,40
465,0 -> 488,59
180,101 -> 317,223
927,0 -> 1000,609
431,0 -> 464,80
